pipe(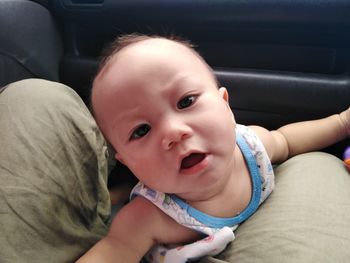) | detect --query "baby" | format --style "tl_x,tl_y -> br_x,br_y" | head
78,34 -> 350,263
